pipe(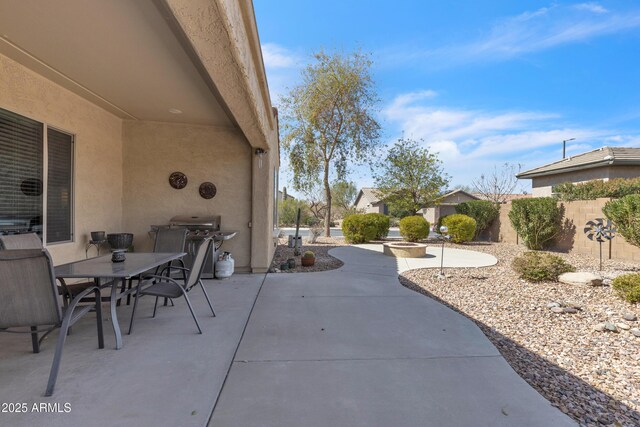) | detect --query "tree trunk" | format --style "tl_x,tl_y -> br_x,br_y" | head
323,161 -> 332,237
